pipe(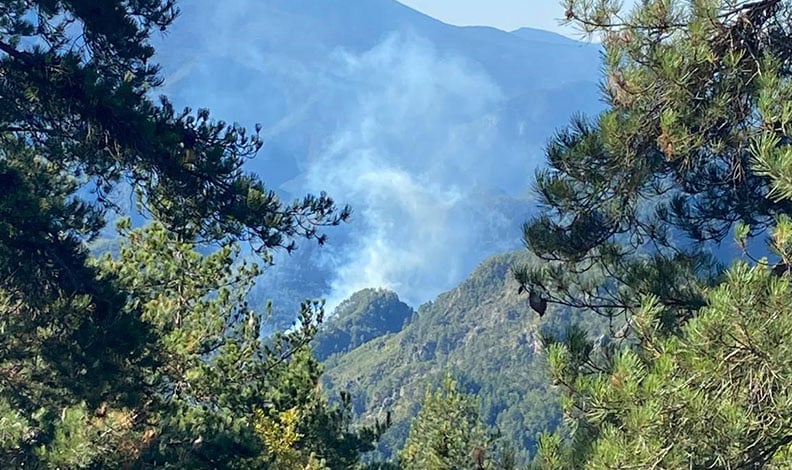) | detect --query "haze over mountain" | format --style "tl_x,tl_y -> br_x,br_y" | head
152,0 -> 603,322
